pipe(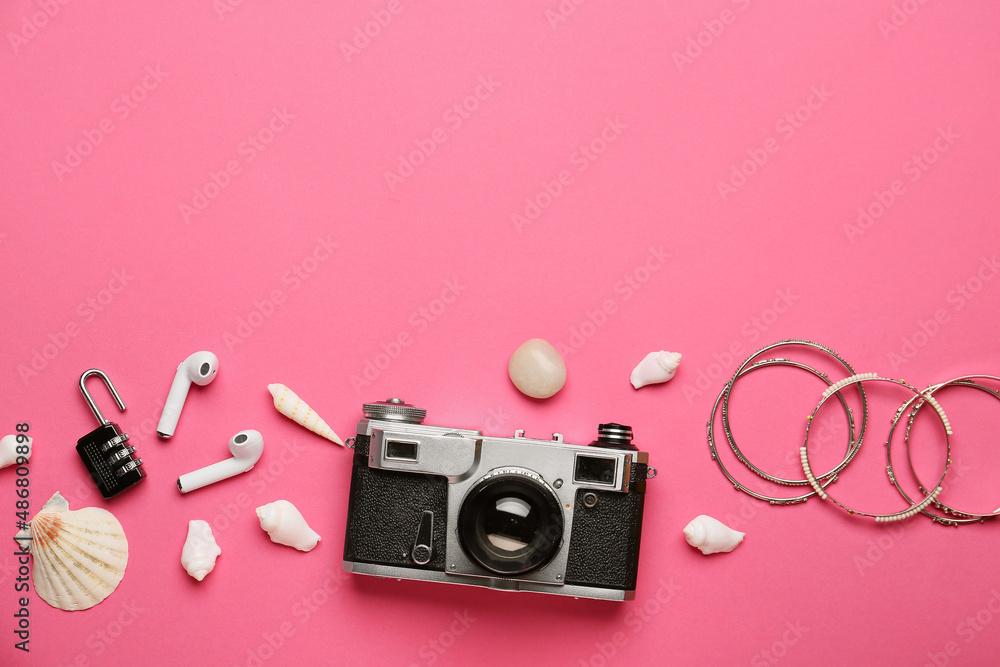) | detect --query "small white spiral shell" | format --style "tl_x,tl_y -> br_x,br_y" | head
256,500 -> 321,552
181,520 -> 222,581
683,515 -> 745,555
630,351 -> 682,389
